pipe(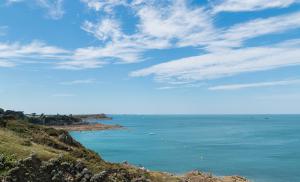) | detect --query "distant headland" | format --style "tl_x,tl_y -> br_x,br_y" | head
0,108 -> 120,131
